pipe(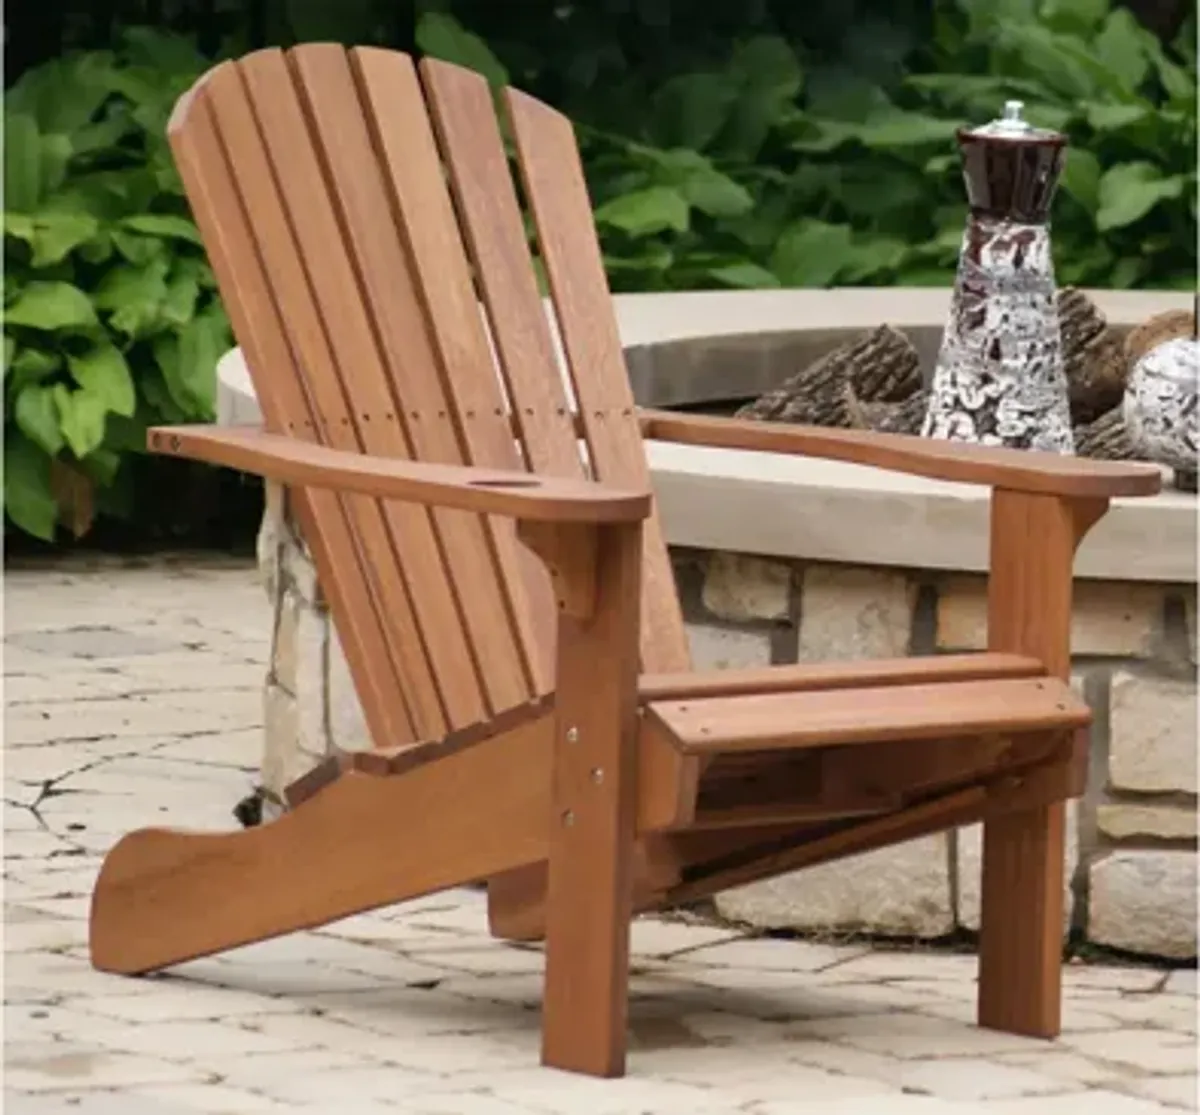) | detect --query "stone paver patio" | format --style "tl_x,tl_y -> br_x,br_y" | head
4,558 -> 1197,1114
